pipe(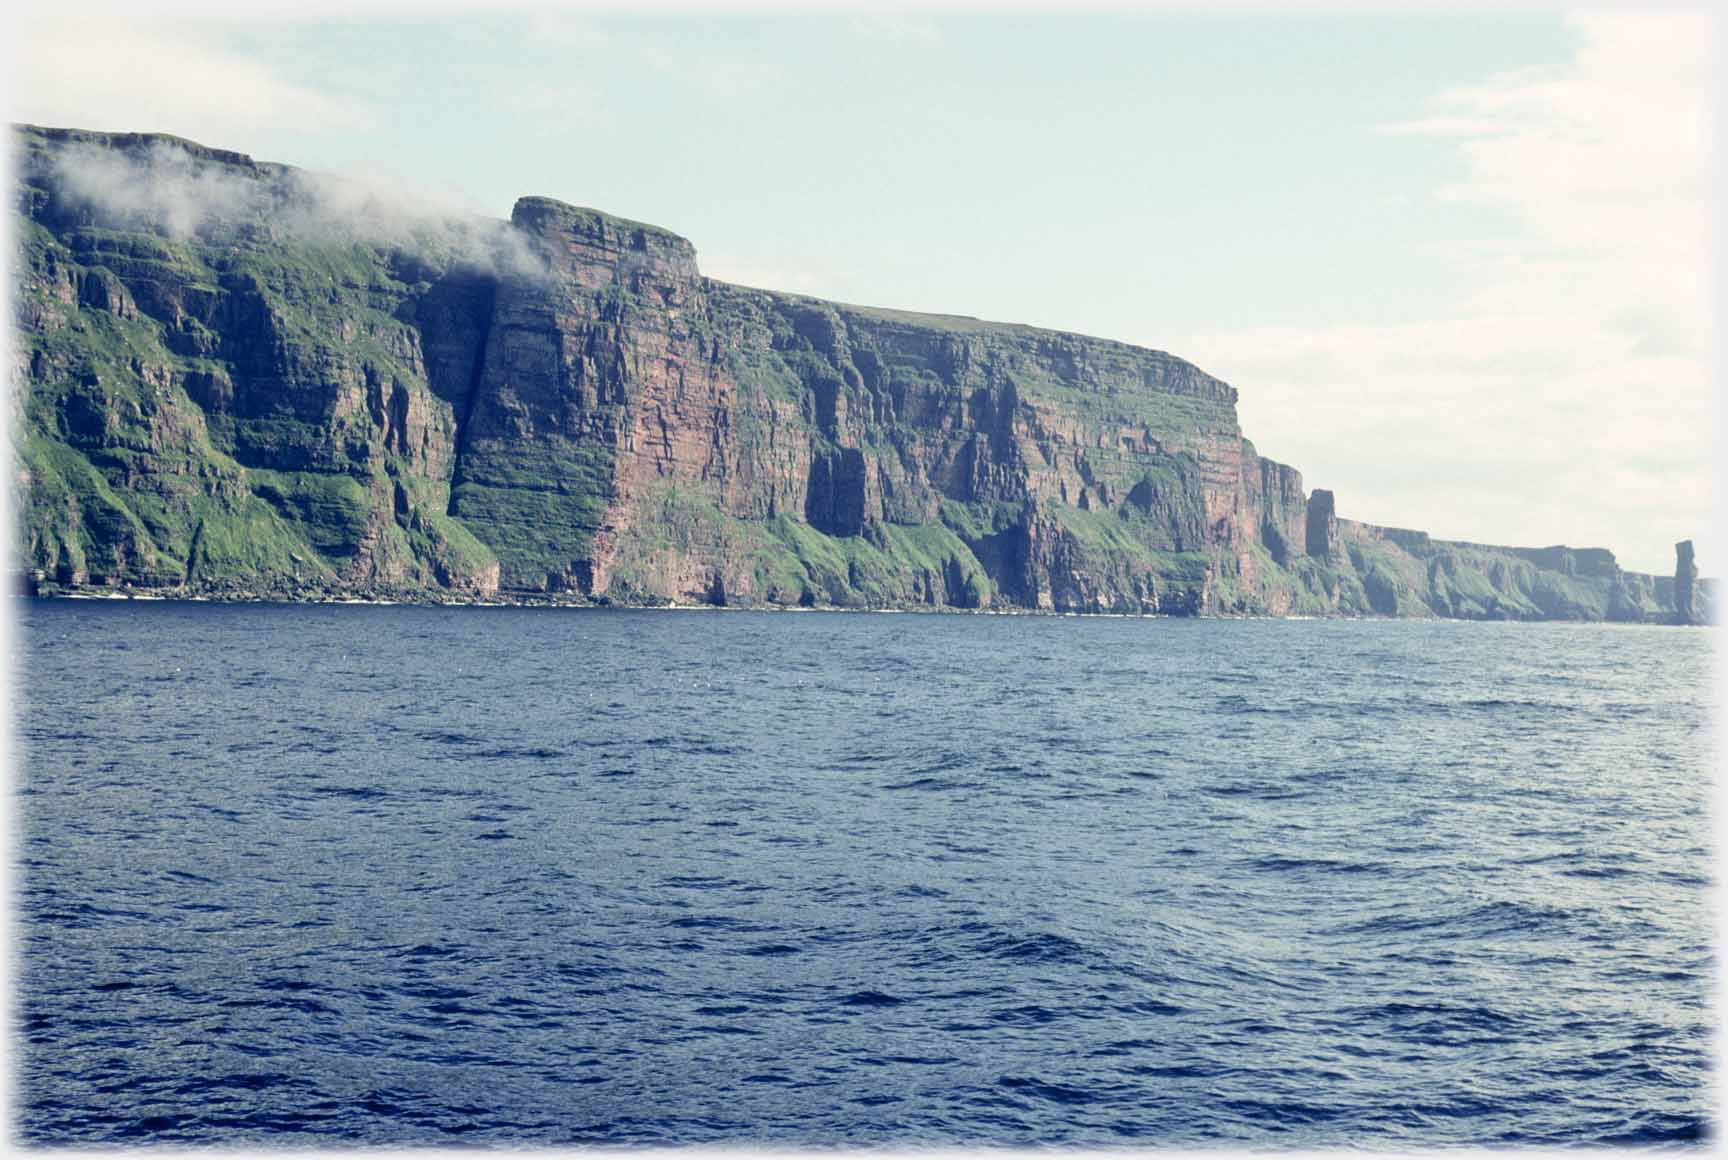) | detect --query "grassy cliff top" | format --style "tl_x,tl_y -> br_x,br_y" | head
510,196 -> 697,258
713,280 -> 1204,365
14,123 -> 287,177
